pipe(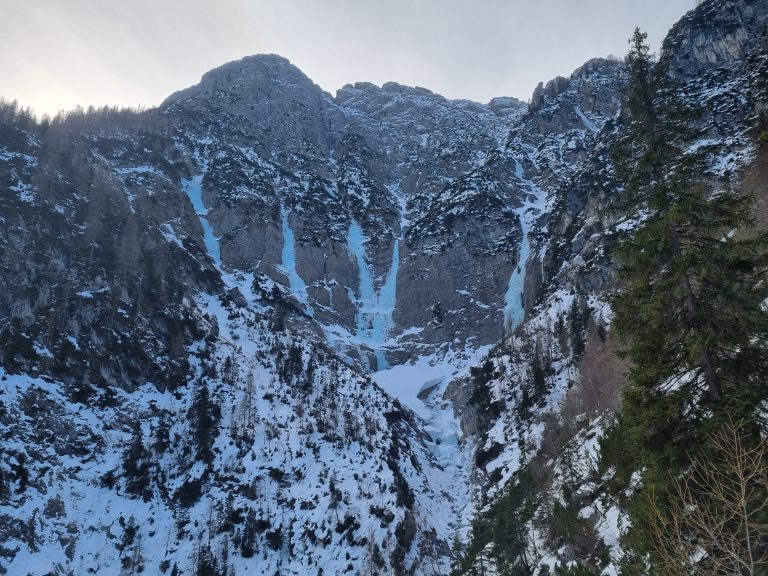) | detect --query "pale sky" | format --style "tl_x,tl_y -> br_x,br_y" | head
0,0 -> 697,117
